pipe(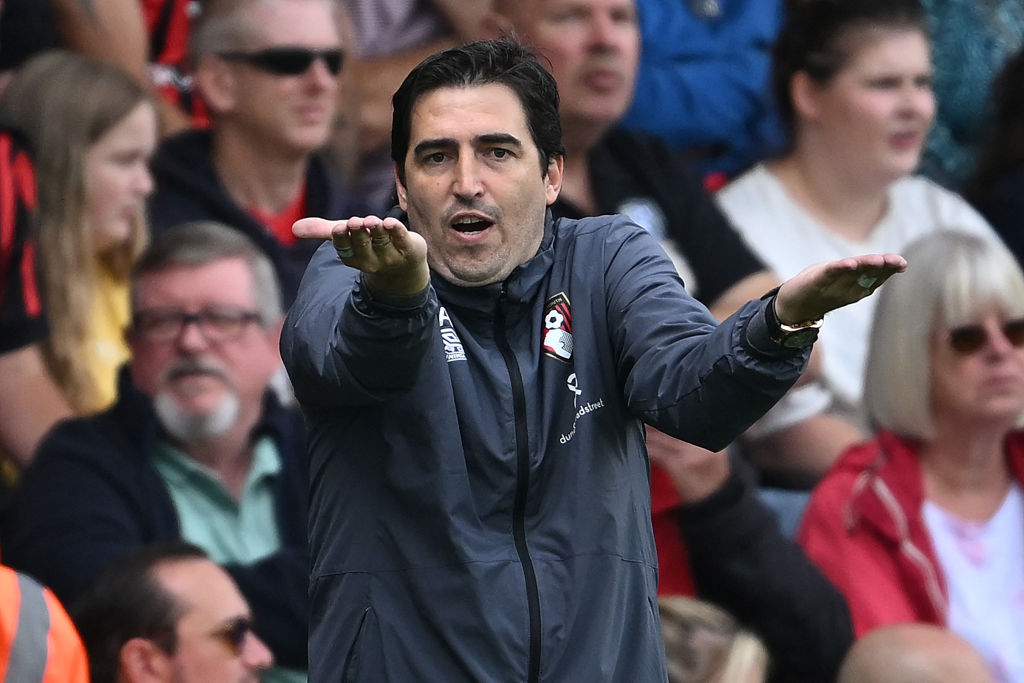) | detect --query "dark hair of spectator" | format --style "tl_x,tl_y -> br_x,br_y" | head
772,0 -> 928,139
390,39 -> 565,185
964,46 -> 1024,204
70,542 -> 208,683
